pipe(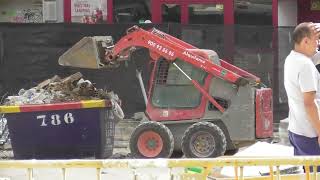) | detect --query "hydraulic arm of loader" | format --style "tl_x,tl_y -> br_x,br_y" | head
59,26 -> 262,113
101,26 -> 260,86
